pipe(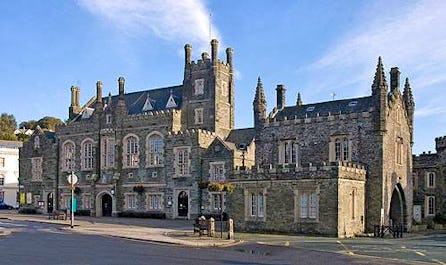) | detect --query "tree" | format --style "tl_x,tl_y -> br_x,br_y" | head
0,113 -> 18,141
37,116 -> 63,131
19,120 -> 38,129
